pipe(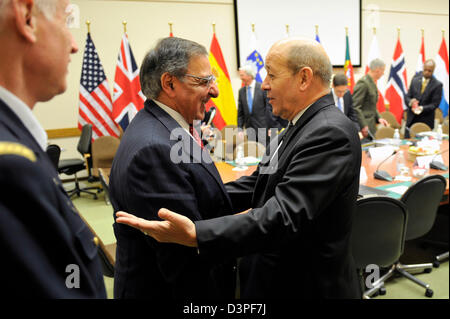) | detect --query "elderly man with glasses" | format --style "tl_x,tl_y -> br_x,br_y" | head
109,37 -> 236,299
